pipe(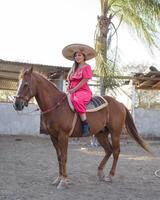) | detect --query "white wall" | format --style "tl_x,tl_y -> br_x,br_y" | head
134,108 -> 160,138
0,103 -> 40,135
0,103 -> 160,138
